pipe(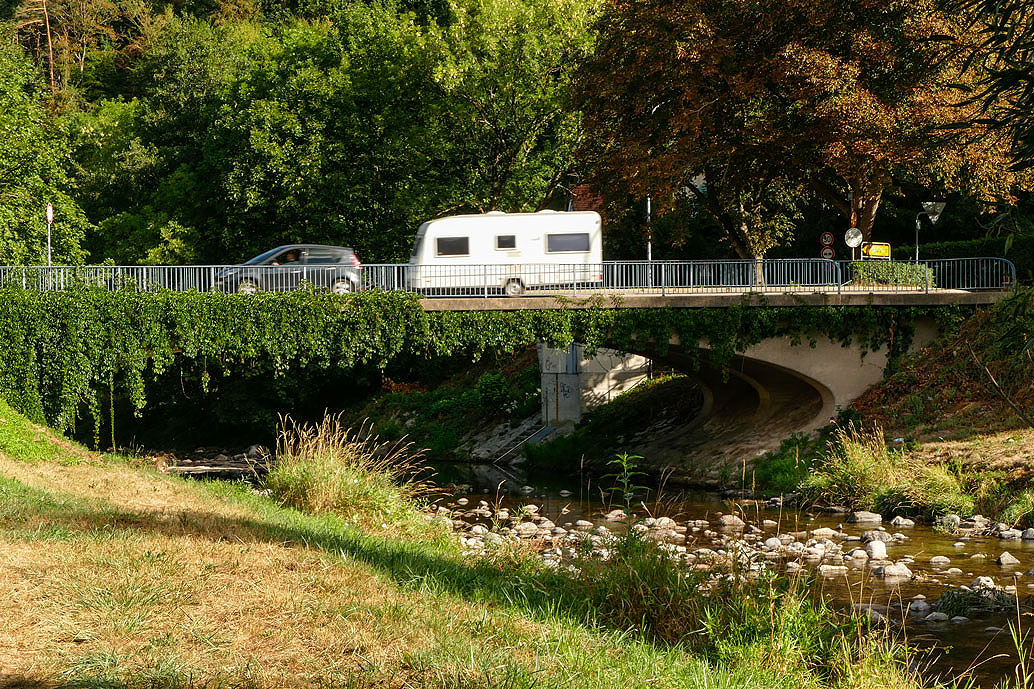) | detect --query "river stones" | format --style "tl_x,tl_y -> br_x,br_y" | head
864,540 -> 888,559
907,599 -> 932,616
873,563 -> 913,579
763,537 -> 782,550
810,527 -> 839,538
863,529 -> 894,543
925,612 -> 950,623
970,576 -> 998,590
997,551 -> 1021,566
891,516 -> 916,527
848,548 -> 869,560
847,511 -> 882,524
938,514 -> 963,530
604,509 -> 627,521
717,514 -> 746,529
1023,529 -> 1034,540
930,555 -> 951,567
573,519 -> 593,529
818,564 -> 848,577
